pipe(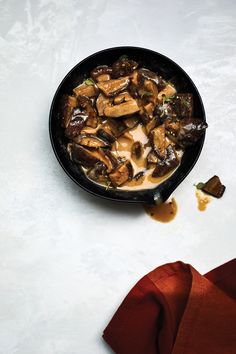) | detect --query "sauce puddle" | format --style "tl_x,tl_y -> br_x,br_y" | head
196,190 -> 211,211
143,198 -> 178,223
